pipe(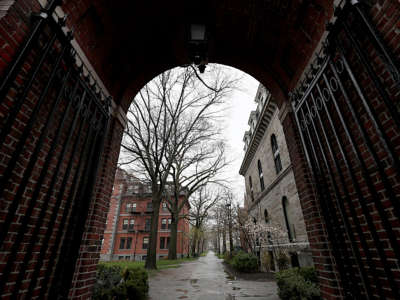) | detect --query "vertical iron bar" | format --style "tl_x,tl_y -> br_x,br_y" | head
36,92 -> 94,299
0,0 -> 61,102
0,46 -> 70,296
330,51 -> 400,255
51,107 -> 108,299
341,19 -> 400,158
68,112 -> 110,299
11,71 -> 81,298
328,62 -> 400,297
351,3 -> 400,85
315,80 -> 386,299
46,110 -> 101,299
290,101 -> 348,291
308,90 -> 374,298
0,32 -> 58,153
0,40 -> 69,250
336,41 -> 400,188
299,106 -> 355,299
